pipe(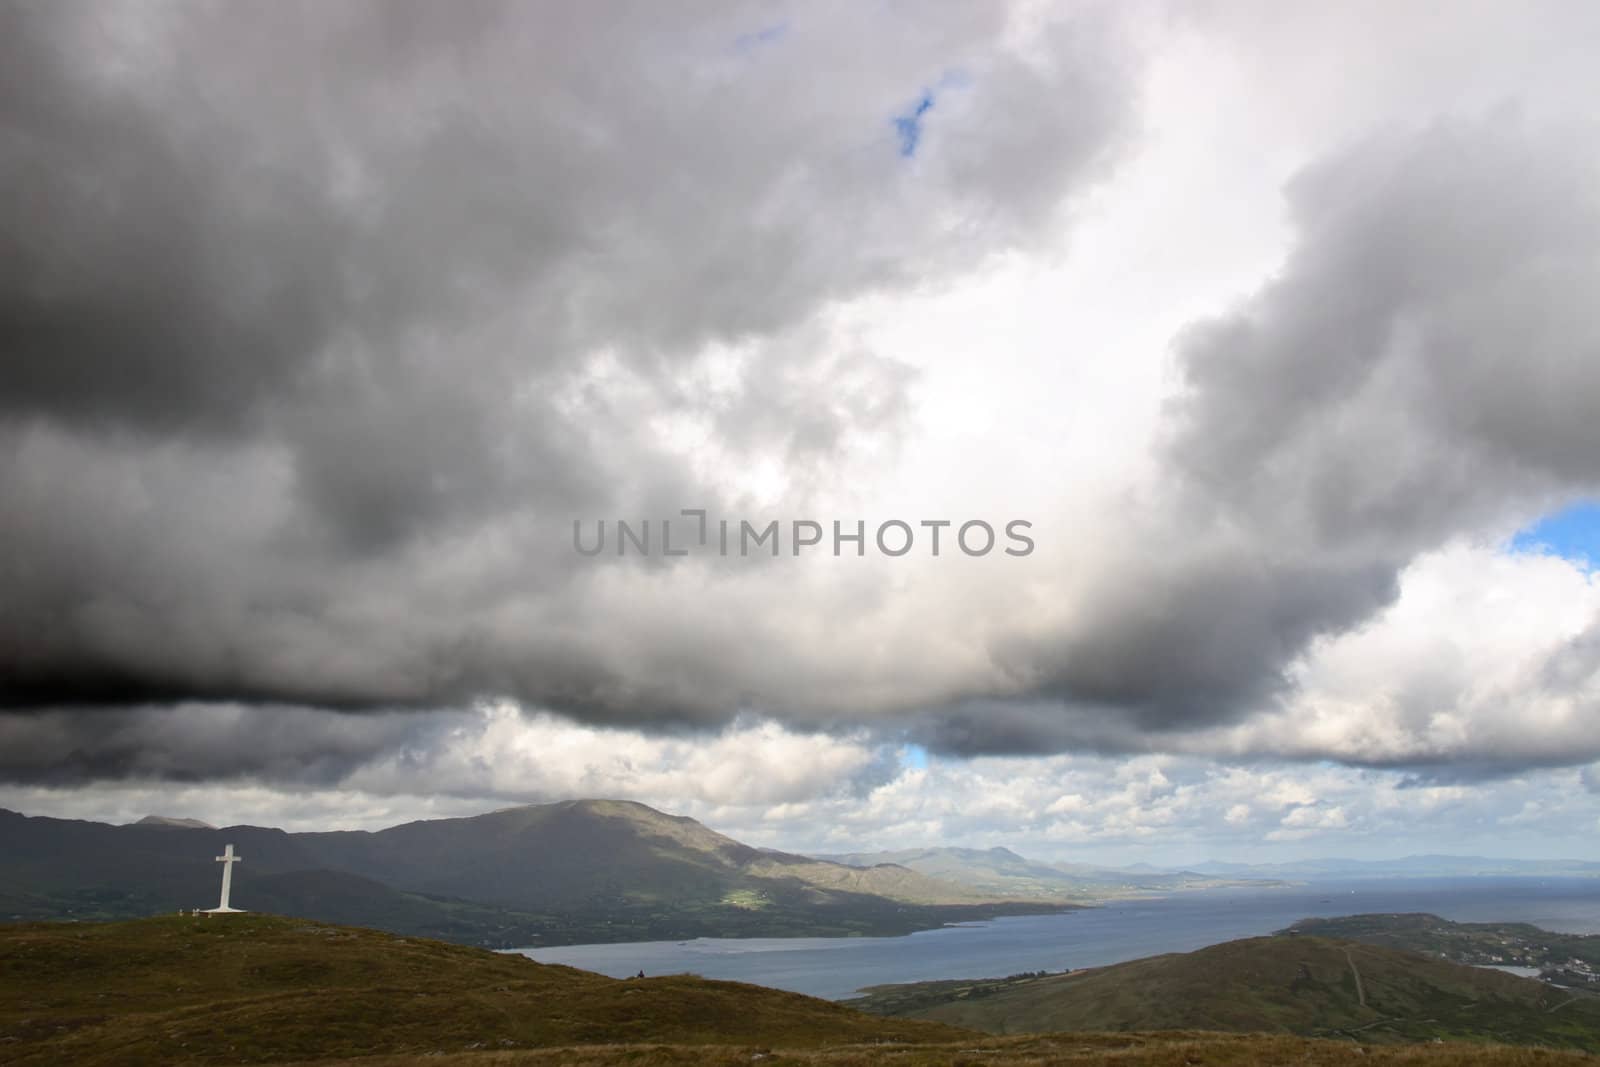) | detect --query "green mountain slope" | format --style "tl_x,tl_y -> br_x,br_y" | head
846,935 -> 1600,1050
0,801 -> 1067,945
